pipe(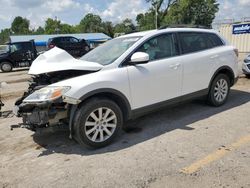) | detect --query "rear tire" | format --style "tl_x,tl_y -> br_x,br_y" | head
0,62 -> 13,72
73,98 -> 123,148
207,74 -> 230,107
